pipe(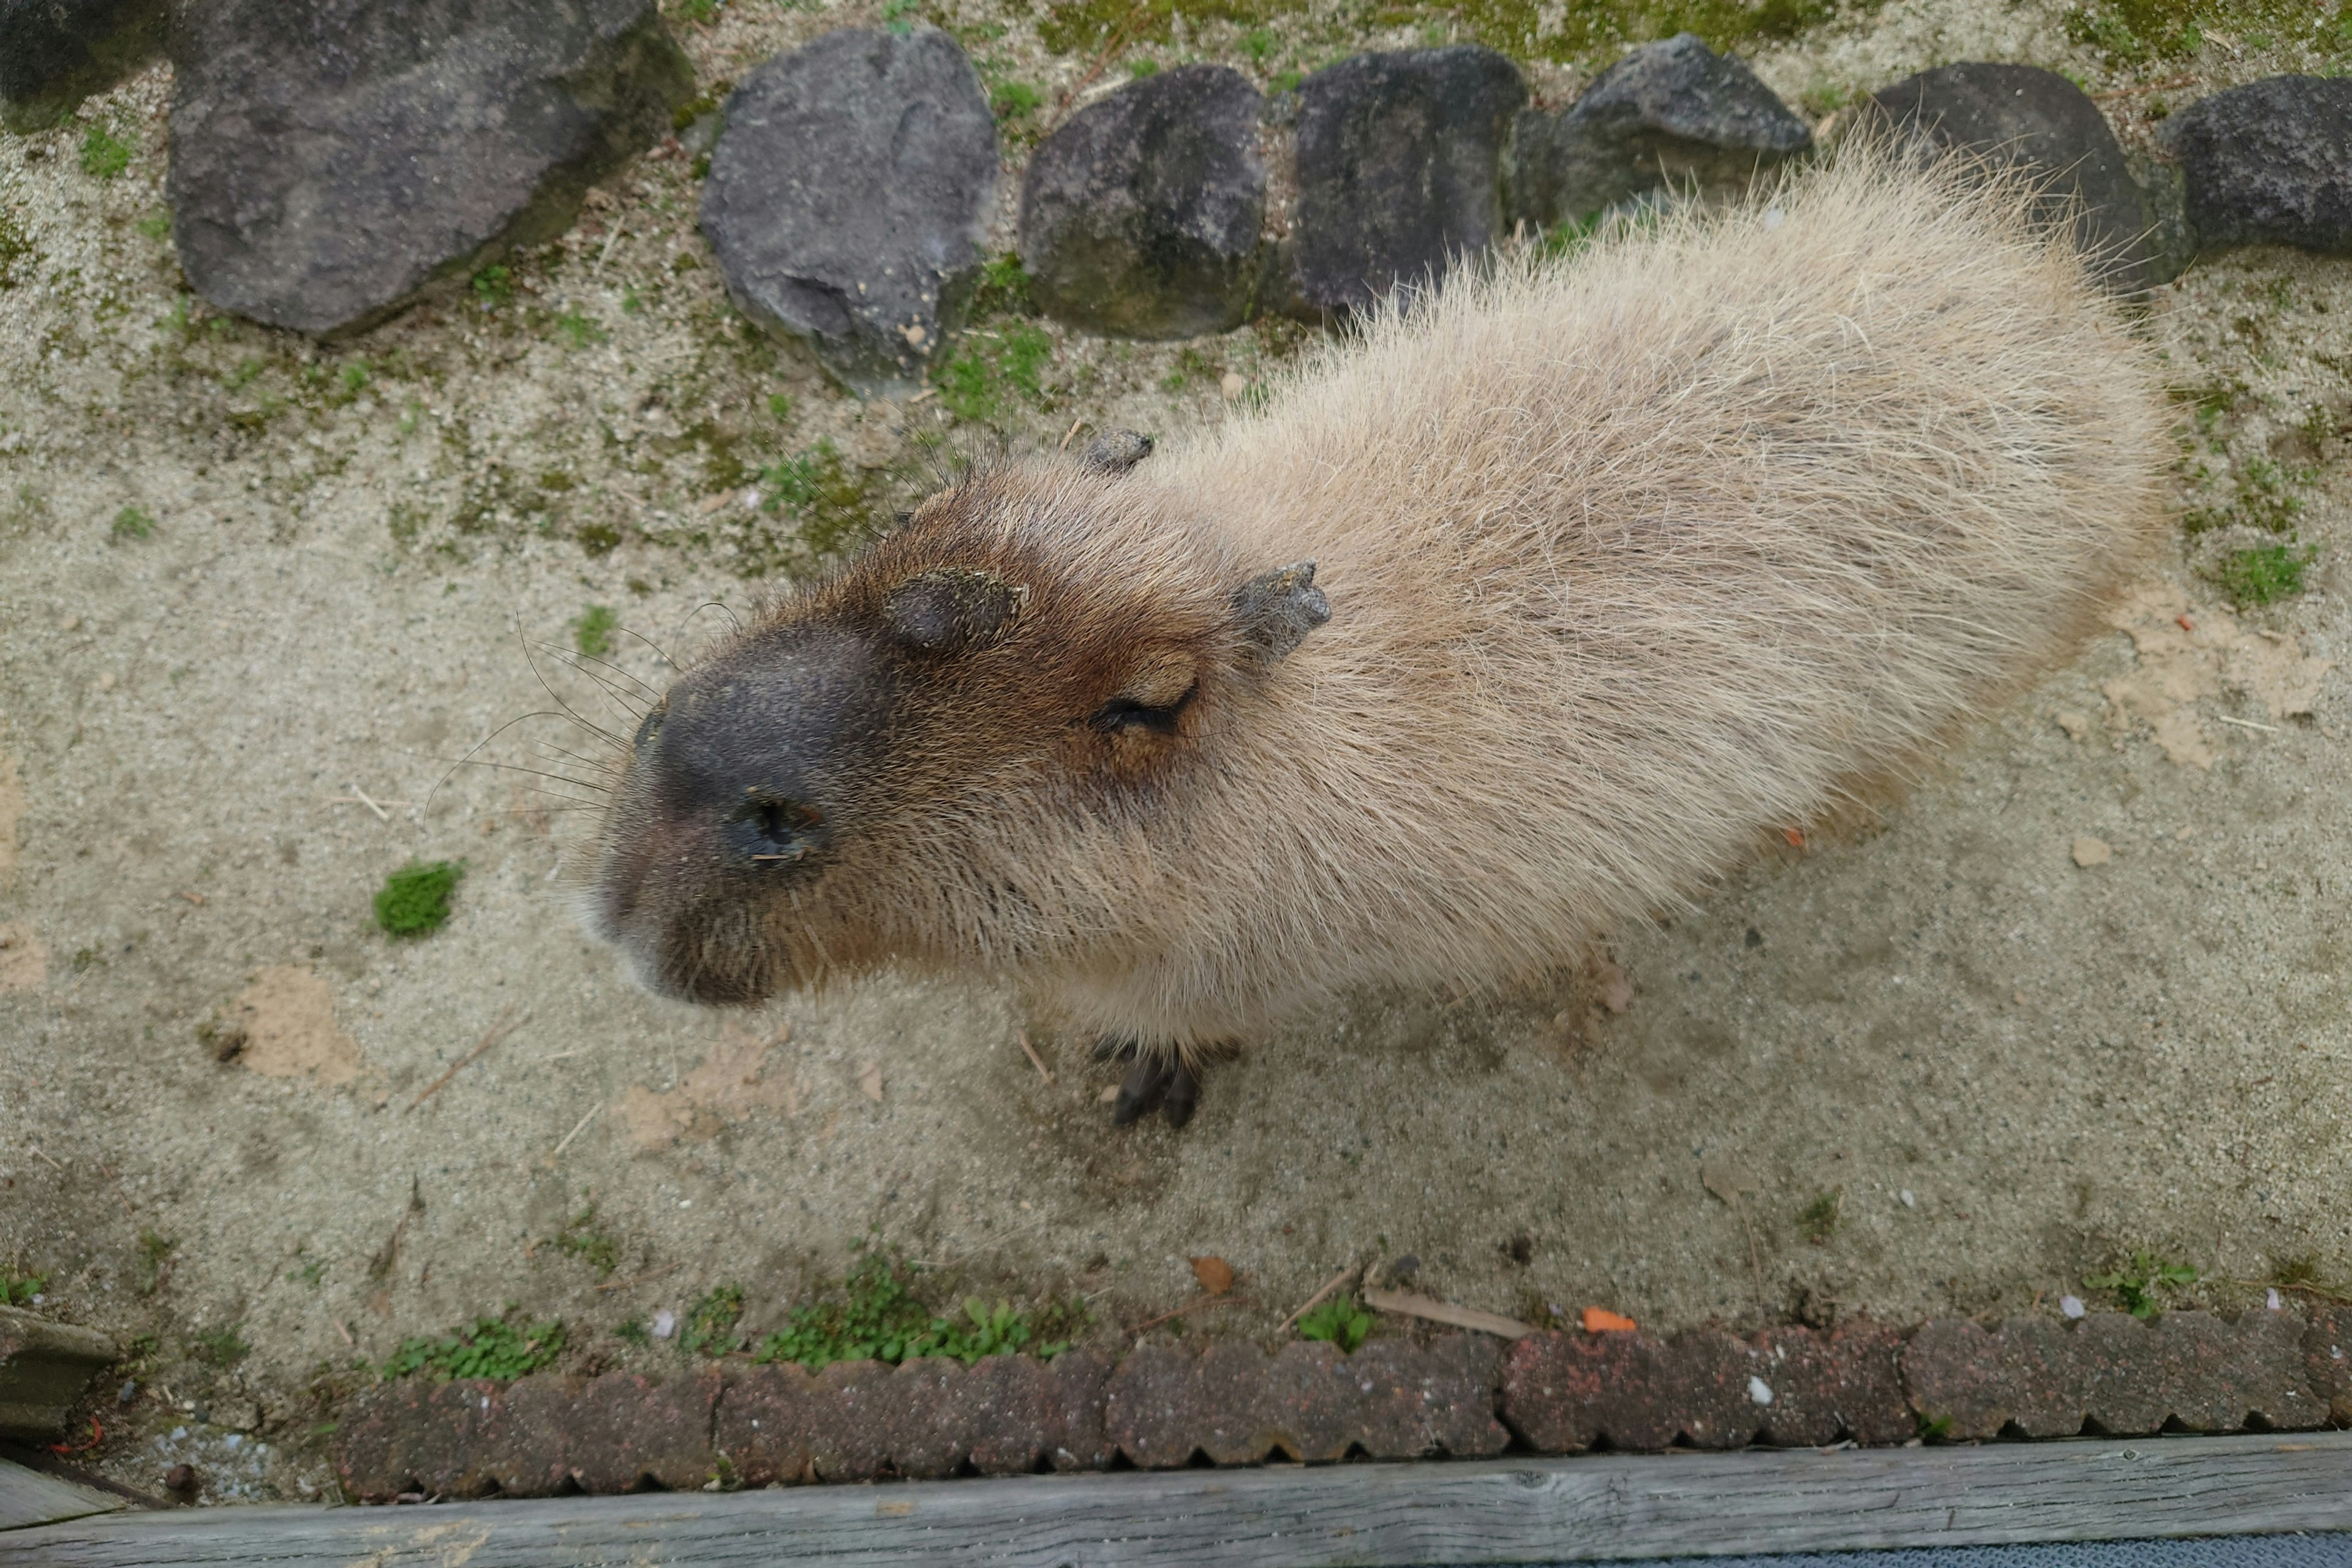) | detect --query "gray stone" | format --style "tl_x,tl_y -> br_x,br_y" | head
167,0 -> 690,336
0,1303 -> 117,1441
1508,33 -> 1807,233
2162,75 -> 2352,257
1290,46 -> 1525,315
703,27 -> 997,398
0,0 -> 165,131
1019,64 -> 1265,339
1869,62 -> 2171,289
